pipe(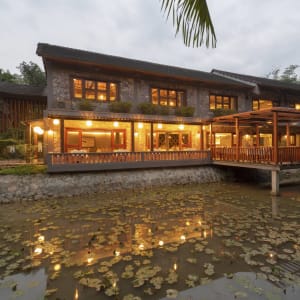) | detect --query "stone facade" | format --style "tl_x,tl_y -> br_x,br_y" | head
45,61 -> 248,118
0,166 -> 231,202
